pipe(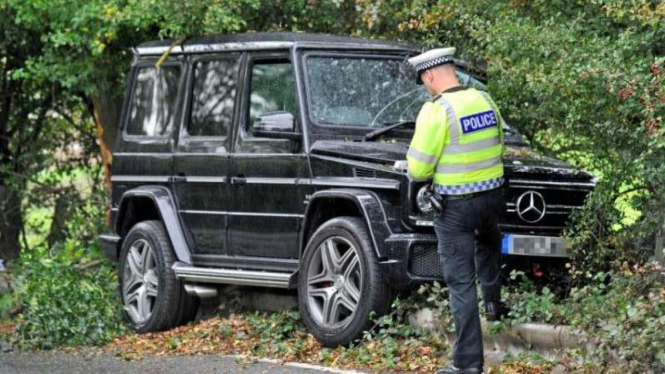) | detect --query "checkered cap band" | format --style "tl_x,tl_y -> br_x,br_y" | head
414,56 -> 454,73
434,177 -> 504,195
